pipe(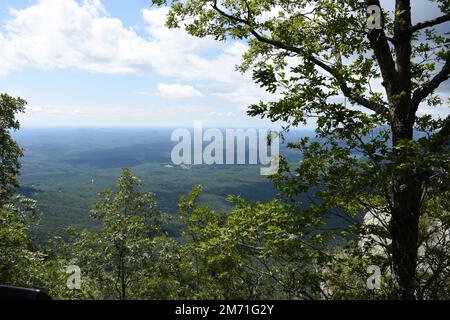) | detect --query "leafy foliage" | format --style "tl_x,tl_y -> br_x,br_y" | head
0,94 -> 26,204
149,0 -> 450,299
